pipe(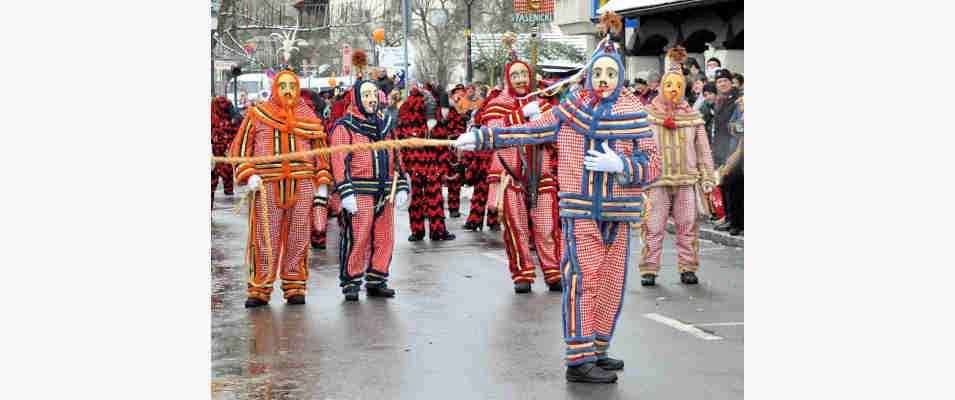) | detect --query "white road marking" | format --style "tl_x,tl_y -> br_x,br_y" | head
694,322 -> 744,327
482,252 -> 509,264
643,313 -> 725,340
